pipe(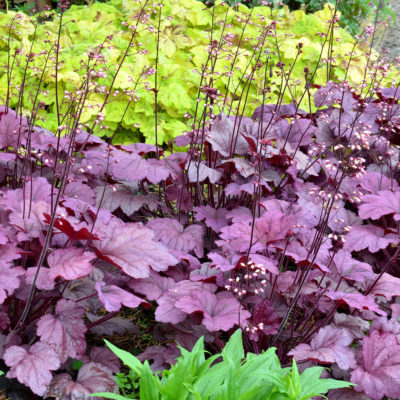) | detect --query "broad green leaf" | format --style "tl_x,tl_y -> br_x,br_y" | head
90,393 -> 132,399
104,339 -> 143,375
221,329 -> 244,366
158,82 -> 192,113
299,366 -> 353,400
139,361 -> 160,400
